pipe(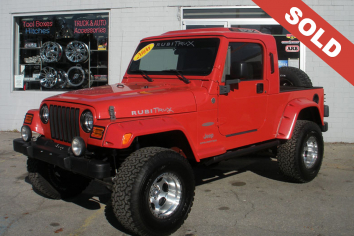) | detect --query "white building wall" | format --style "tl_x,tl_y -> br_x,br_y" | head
0,0 -> 353,142
306,0 -> 354,142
